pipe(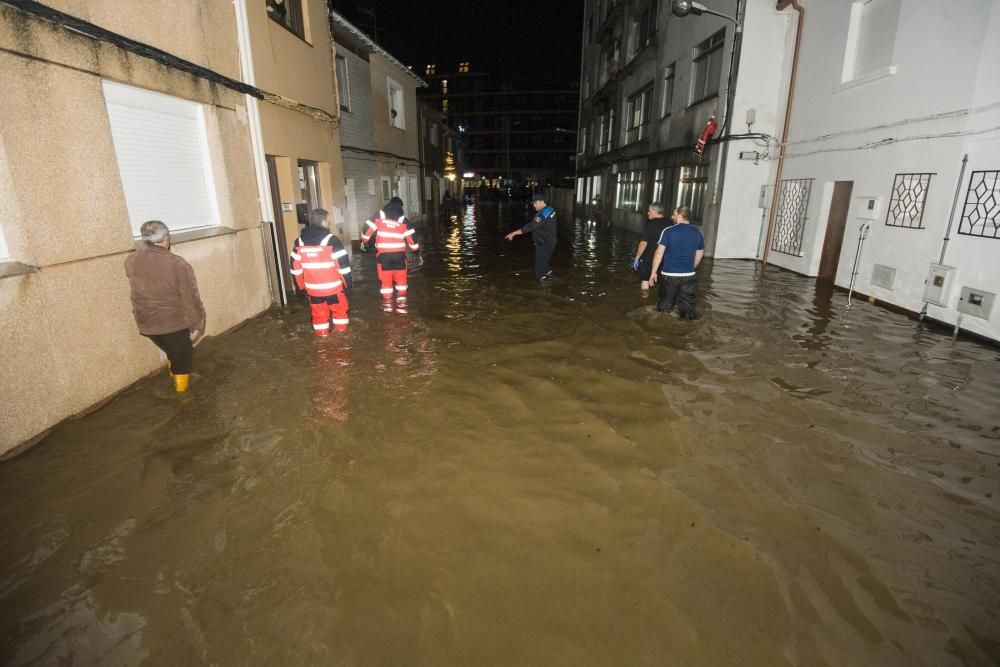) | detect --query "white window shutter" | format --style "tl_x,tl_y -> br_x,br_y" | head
854,0 -> 900,77
103,81 -> 217,236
